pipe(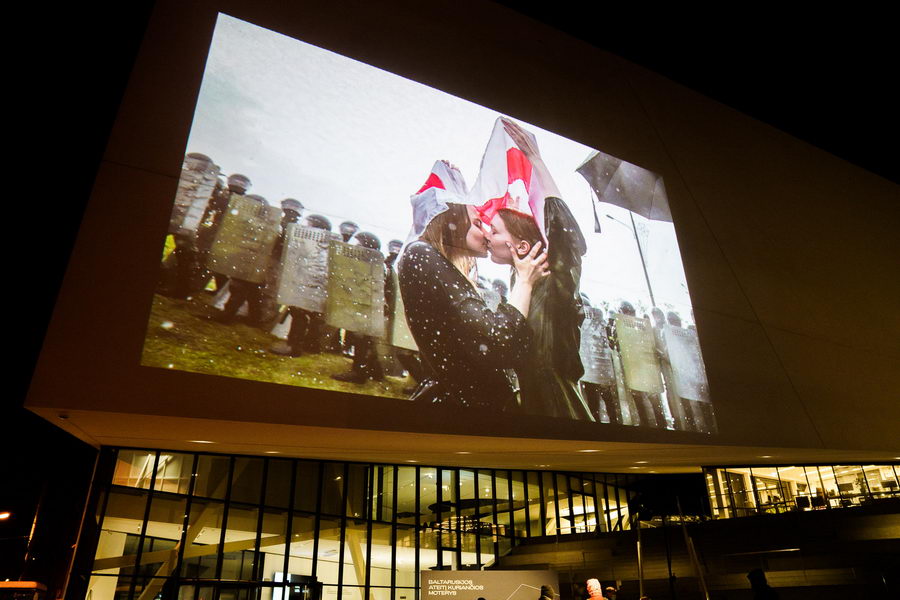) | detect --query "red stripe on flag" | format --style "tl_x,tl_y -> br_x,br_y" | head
506,147 -> 532,189
476,195 -> 508,224
477,148 -> 533,222
416,172 -> 446,194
